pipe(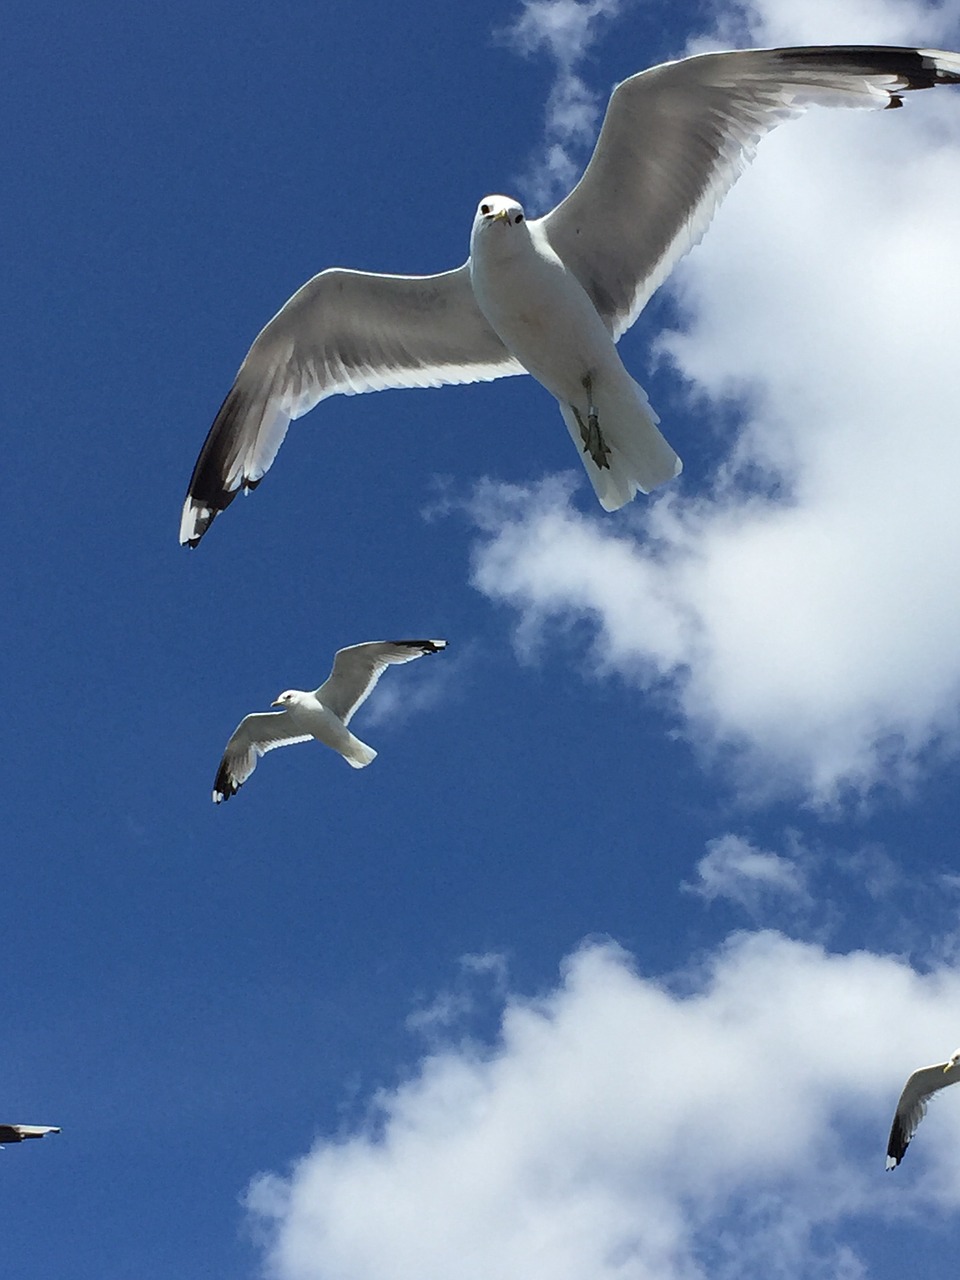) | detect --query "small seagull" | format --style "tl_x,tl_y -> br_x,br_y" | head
180,44 -> 960,546
213,639 -> 447,802
0,1124 -> 60,1147
886,1048 -> 960,1168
